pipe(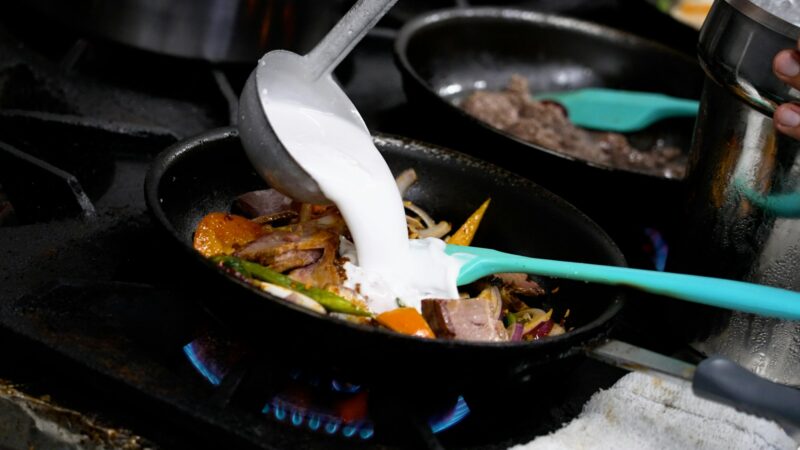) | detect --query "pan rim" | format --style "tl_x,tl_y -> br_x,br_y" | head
144,126 -> 626,352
